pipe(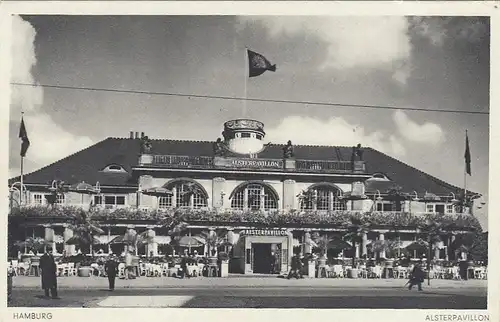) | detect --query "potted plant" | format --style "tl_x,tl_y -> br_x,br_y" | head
200,230 -> 227,264
78,256 -> 93,277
